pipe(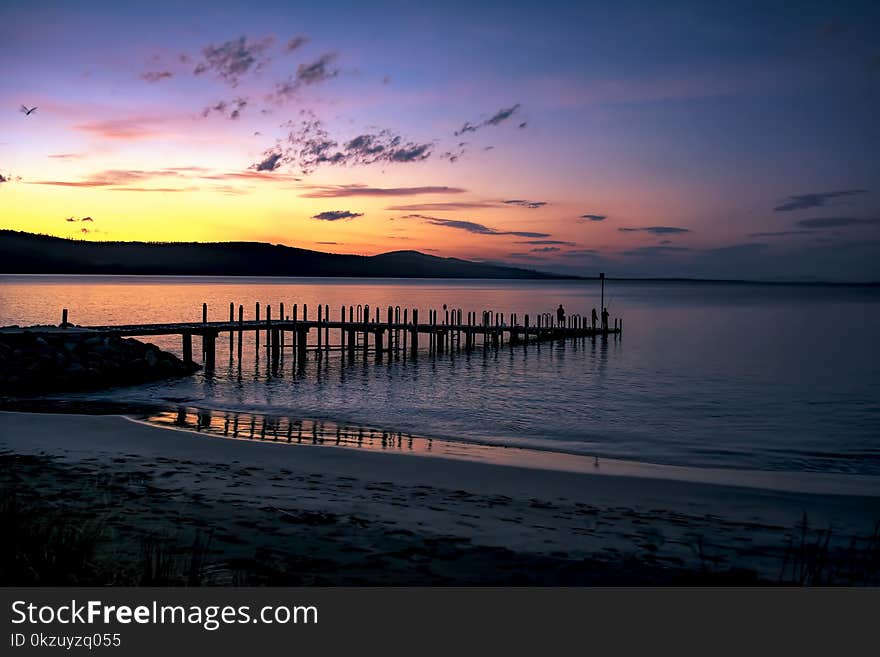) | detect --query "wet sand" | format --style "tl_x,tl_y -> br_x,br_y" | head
2,411 -> 879,585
